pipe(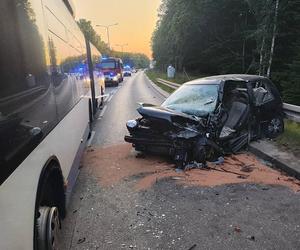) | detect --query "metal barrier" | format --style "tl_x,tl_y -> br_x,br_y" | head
156,78 -> 300,122
157,78 -> 181,89
283,103 -> 300,122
